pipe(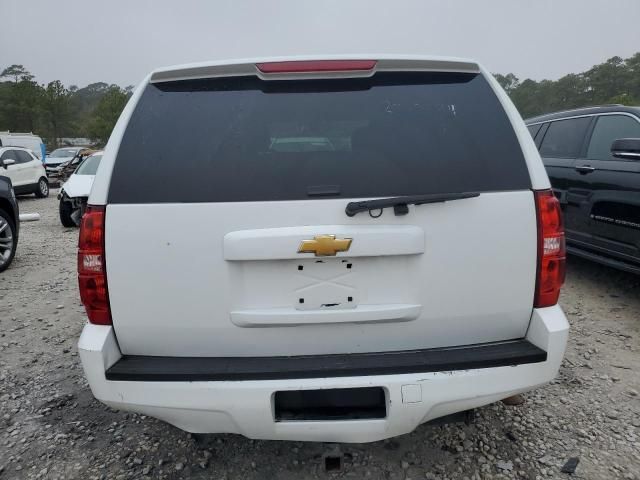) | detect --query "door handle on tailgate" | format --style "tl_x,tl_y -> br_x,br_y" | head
575,165 -> 595,174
